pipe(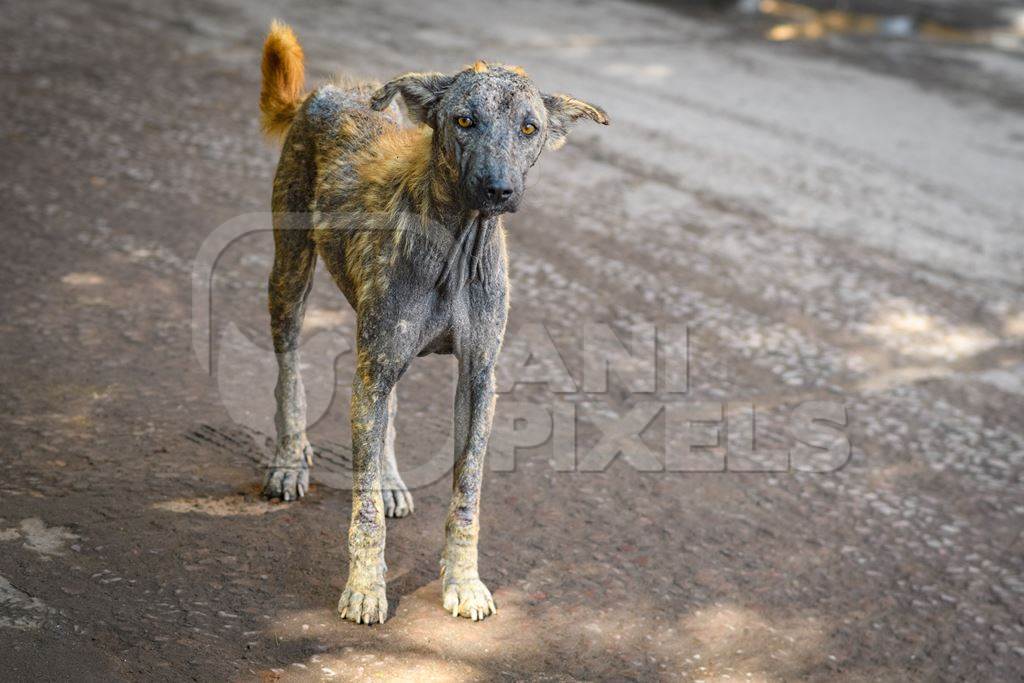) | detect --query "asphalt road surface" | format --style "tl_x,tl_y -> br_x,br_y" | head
1,0 -> 1022,680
